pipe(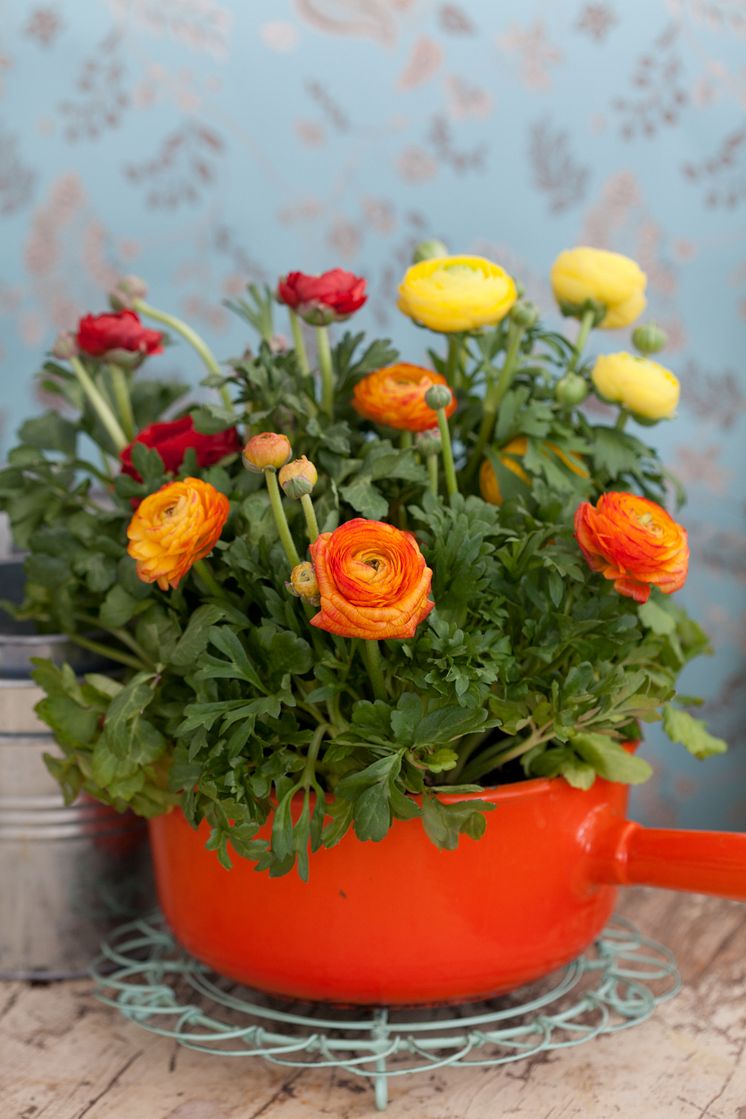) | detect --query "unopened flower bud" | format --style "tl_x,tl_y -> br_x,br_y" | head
109,275 -> 148,311
415,428 -> 442,456
104,348 -> 147,371
555,372 -> 589,406
279,456 -> 318,499
411,238 -> 448,264
287,561 -> 320,605
557,297 -> 607,327
510,300 -> 539,329
424,384 -> 453,411
51,331 -> 79,360
242,432 -> 292,473
631,322 -> 668,356
269,334 -> 289,354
